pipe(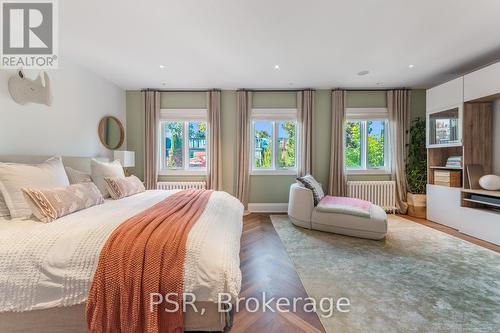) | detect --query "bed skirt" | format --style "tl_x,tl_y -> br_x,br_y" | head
0,302 -> 232,333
